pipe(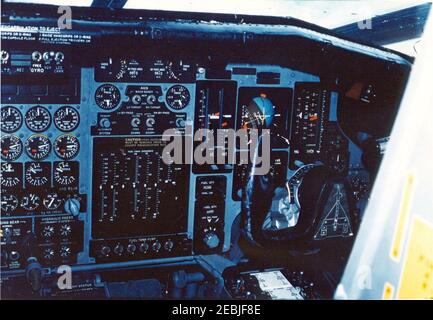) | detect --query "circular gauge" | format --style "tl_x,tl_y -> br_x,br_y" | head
25,134 -> 51,160
54,134 -> 80,160
43,193 -> 62,210
1,134 -> 23,161
43,247 -> 55,261
21,193 -> 40,211
54,161 -> 77,186
25,162 -> 50,187
0,162 -> 22,188
95,84 -> 121,110
25,106 -> 51,132
42,225 -> 55,238
60,245 -> 71,258
1,106 -> 23,133
1,194 -> 19,212
166,85 -> 190,110
54,106 -> 80,132
59,224 -> 72,237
